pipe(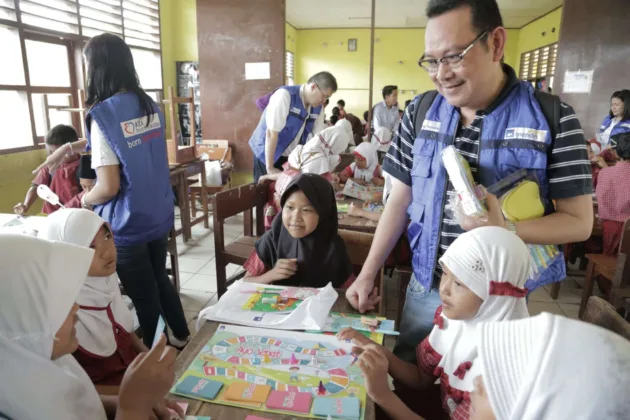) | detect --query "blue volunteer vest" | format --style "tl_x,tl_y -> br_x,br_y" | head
408,82 -> 566,292
599,115 -> 630,139
86,92 -> 174,247
249,85 -> 322,164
